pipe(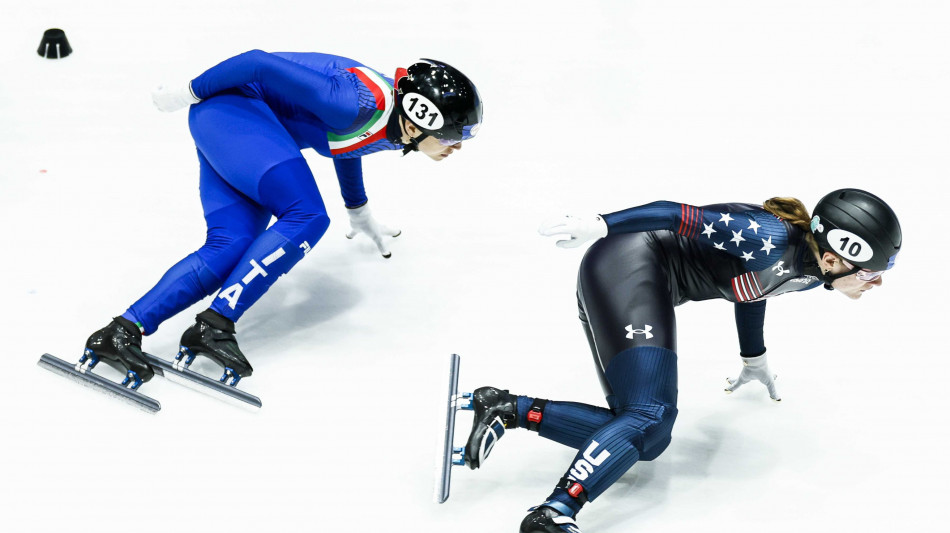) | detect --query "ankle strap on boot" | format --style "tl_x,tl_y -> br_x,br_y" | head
526,398 -> 548,432
556,476 -> 589,506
